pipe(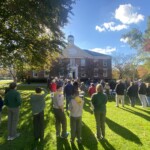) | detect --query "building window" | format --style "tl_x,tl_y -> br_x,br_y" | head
94,73 -> 98,77
80,66 -> 85,71
70,58 -> 75,66
81,59 -> 85,66
94,59 -> 98,63
94,68 -> 99,77
94,59 -> 99,67
44,70 -> 49,78
81,73 -> 86,77
103,60 -> 107,67
94,68 -> 98,72
33,71 -> 38,78
103,69 -> 108,77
